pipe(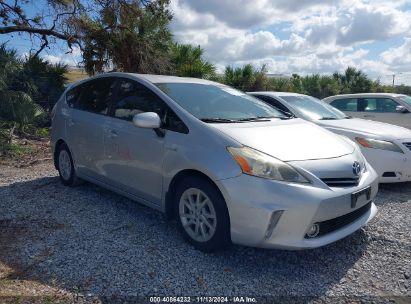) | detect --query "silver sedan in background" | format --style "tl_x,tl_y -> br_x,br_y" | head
249,91 -> 411,183
51,73 -> 378,252
323,93 -> 411,129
